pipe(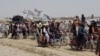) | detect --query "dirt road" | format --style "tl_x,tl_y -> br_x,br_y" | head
0,45 -> 41,56
0,38 -> 96,56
